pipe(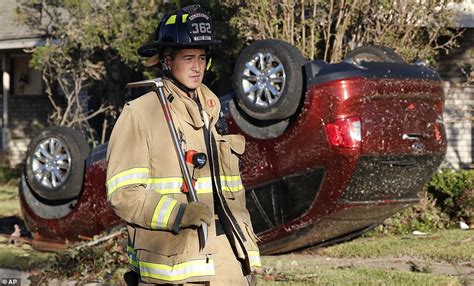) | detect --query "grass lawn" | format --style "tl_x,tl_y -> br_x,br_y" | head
312,229 -> 474,264
0,184 -> 20,217
257,229 -> 473,285
0,238 -> 55,271
259,256 -> 461,285
0,227 -> 471,285
0,182 -> 471,285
